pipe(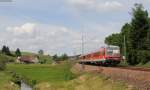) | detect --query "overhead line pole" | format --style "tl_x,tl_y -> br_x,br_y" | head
124,35 -> 126,62
81,28 -> 85,70
82,30 -> 84,55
